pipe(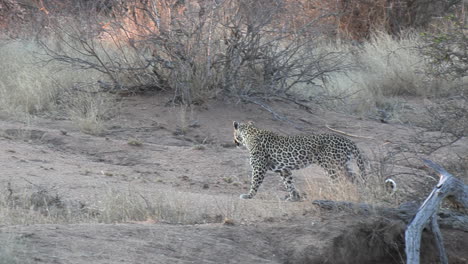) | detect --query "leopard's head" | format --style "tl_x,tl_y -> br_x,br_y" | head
233,121 -> 256,147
